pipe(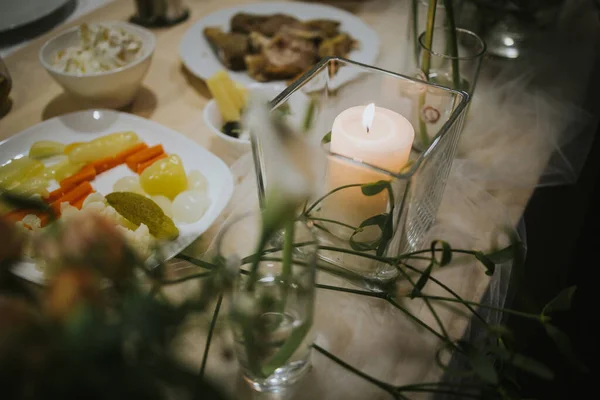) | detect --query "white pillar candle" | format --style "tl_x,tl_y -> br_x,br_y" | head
322,104 -> 414,238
